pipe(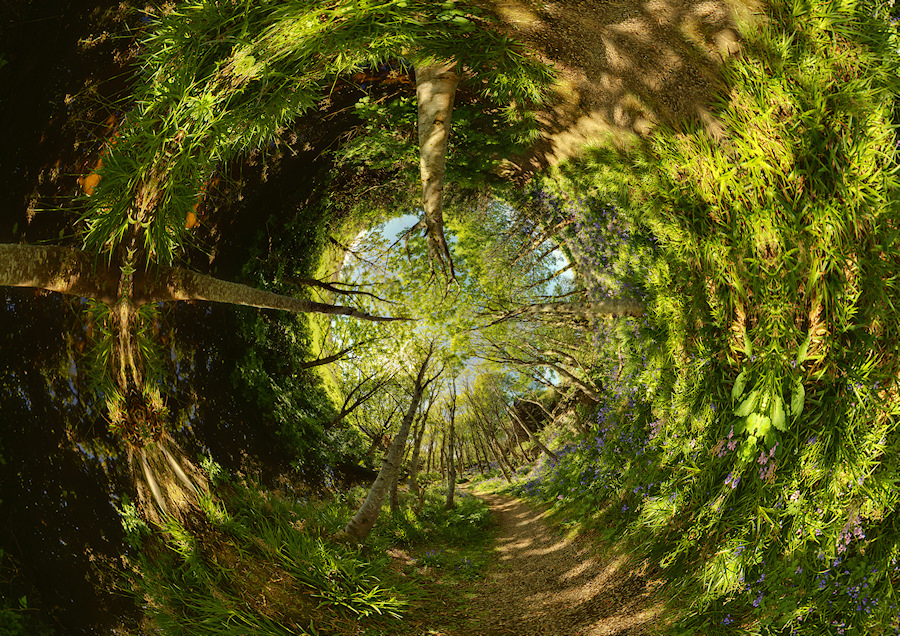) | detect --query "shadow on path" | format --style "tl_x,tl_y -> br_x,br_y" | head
477,0 -> 764,181
465,491 -> 662,636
